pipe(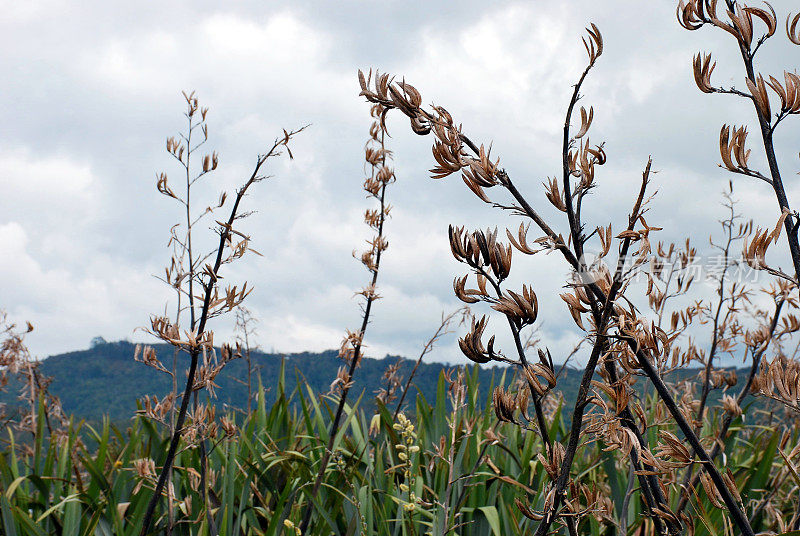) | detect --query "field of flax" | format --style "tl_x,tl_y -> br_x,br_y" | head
1,365 -> 798,535
3,1 -> 800,535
